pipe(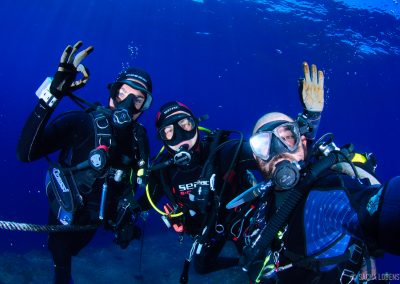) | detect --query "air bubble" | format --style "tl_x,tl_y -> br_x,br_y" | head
127,42 -> 139,60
